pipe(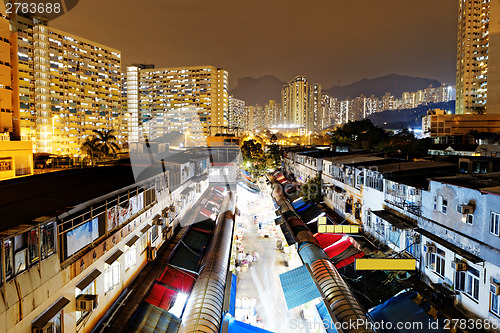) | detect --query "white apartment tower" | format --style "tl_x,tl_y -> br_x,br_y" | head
126,65 -> 229,145
456,0 -> 500,114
